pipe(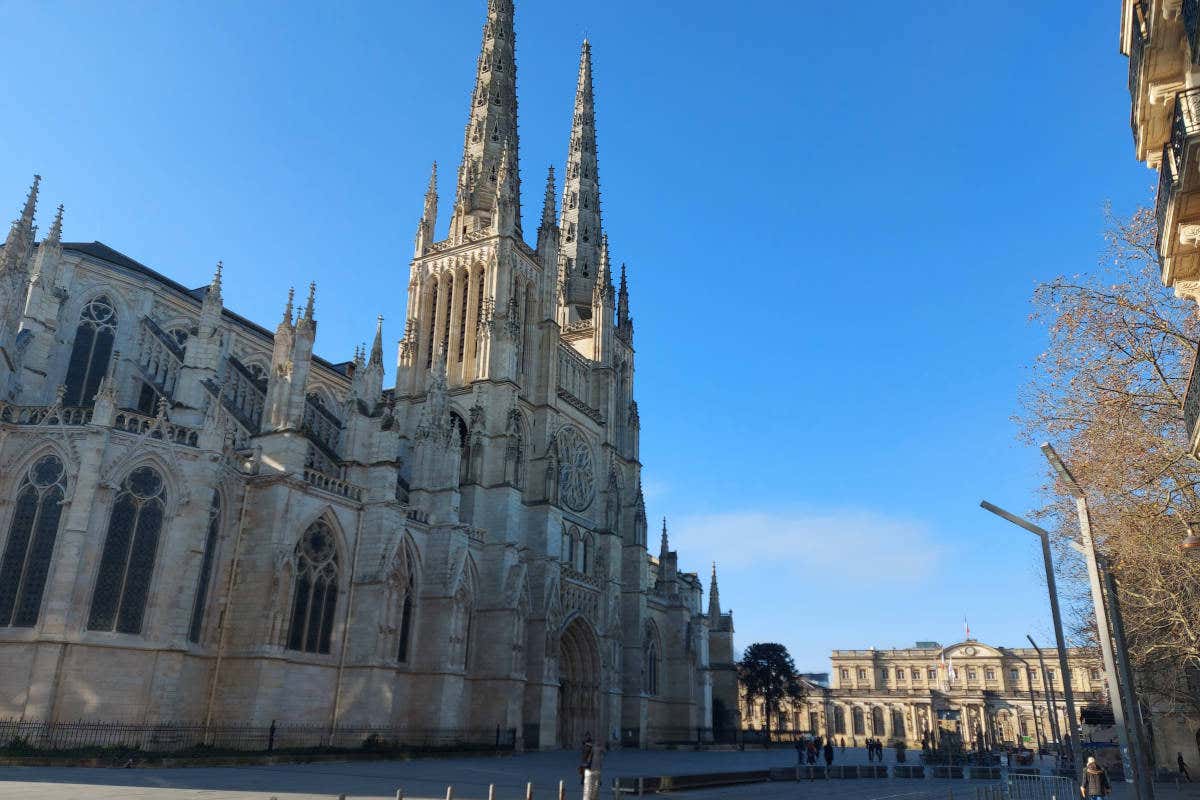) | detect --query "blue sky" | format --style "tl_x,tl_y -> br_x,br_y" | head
0,1 -> 1149,670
